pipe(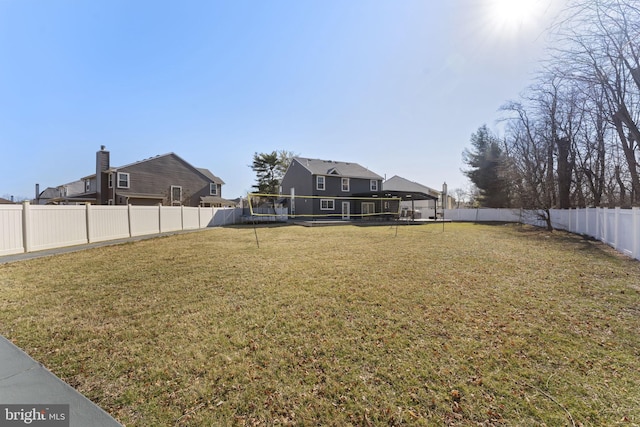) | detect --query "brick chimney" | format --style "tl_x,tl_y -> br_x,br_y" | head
96,146 -> 110,204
